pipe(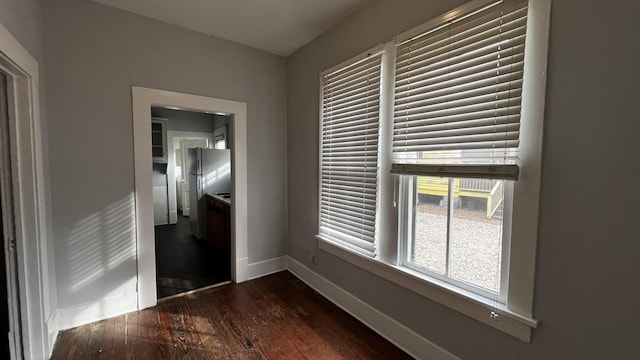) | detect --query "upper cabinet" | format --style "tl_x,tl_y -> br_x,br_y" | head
151,117 -> 168,163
